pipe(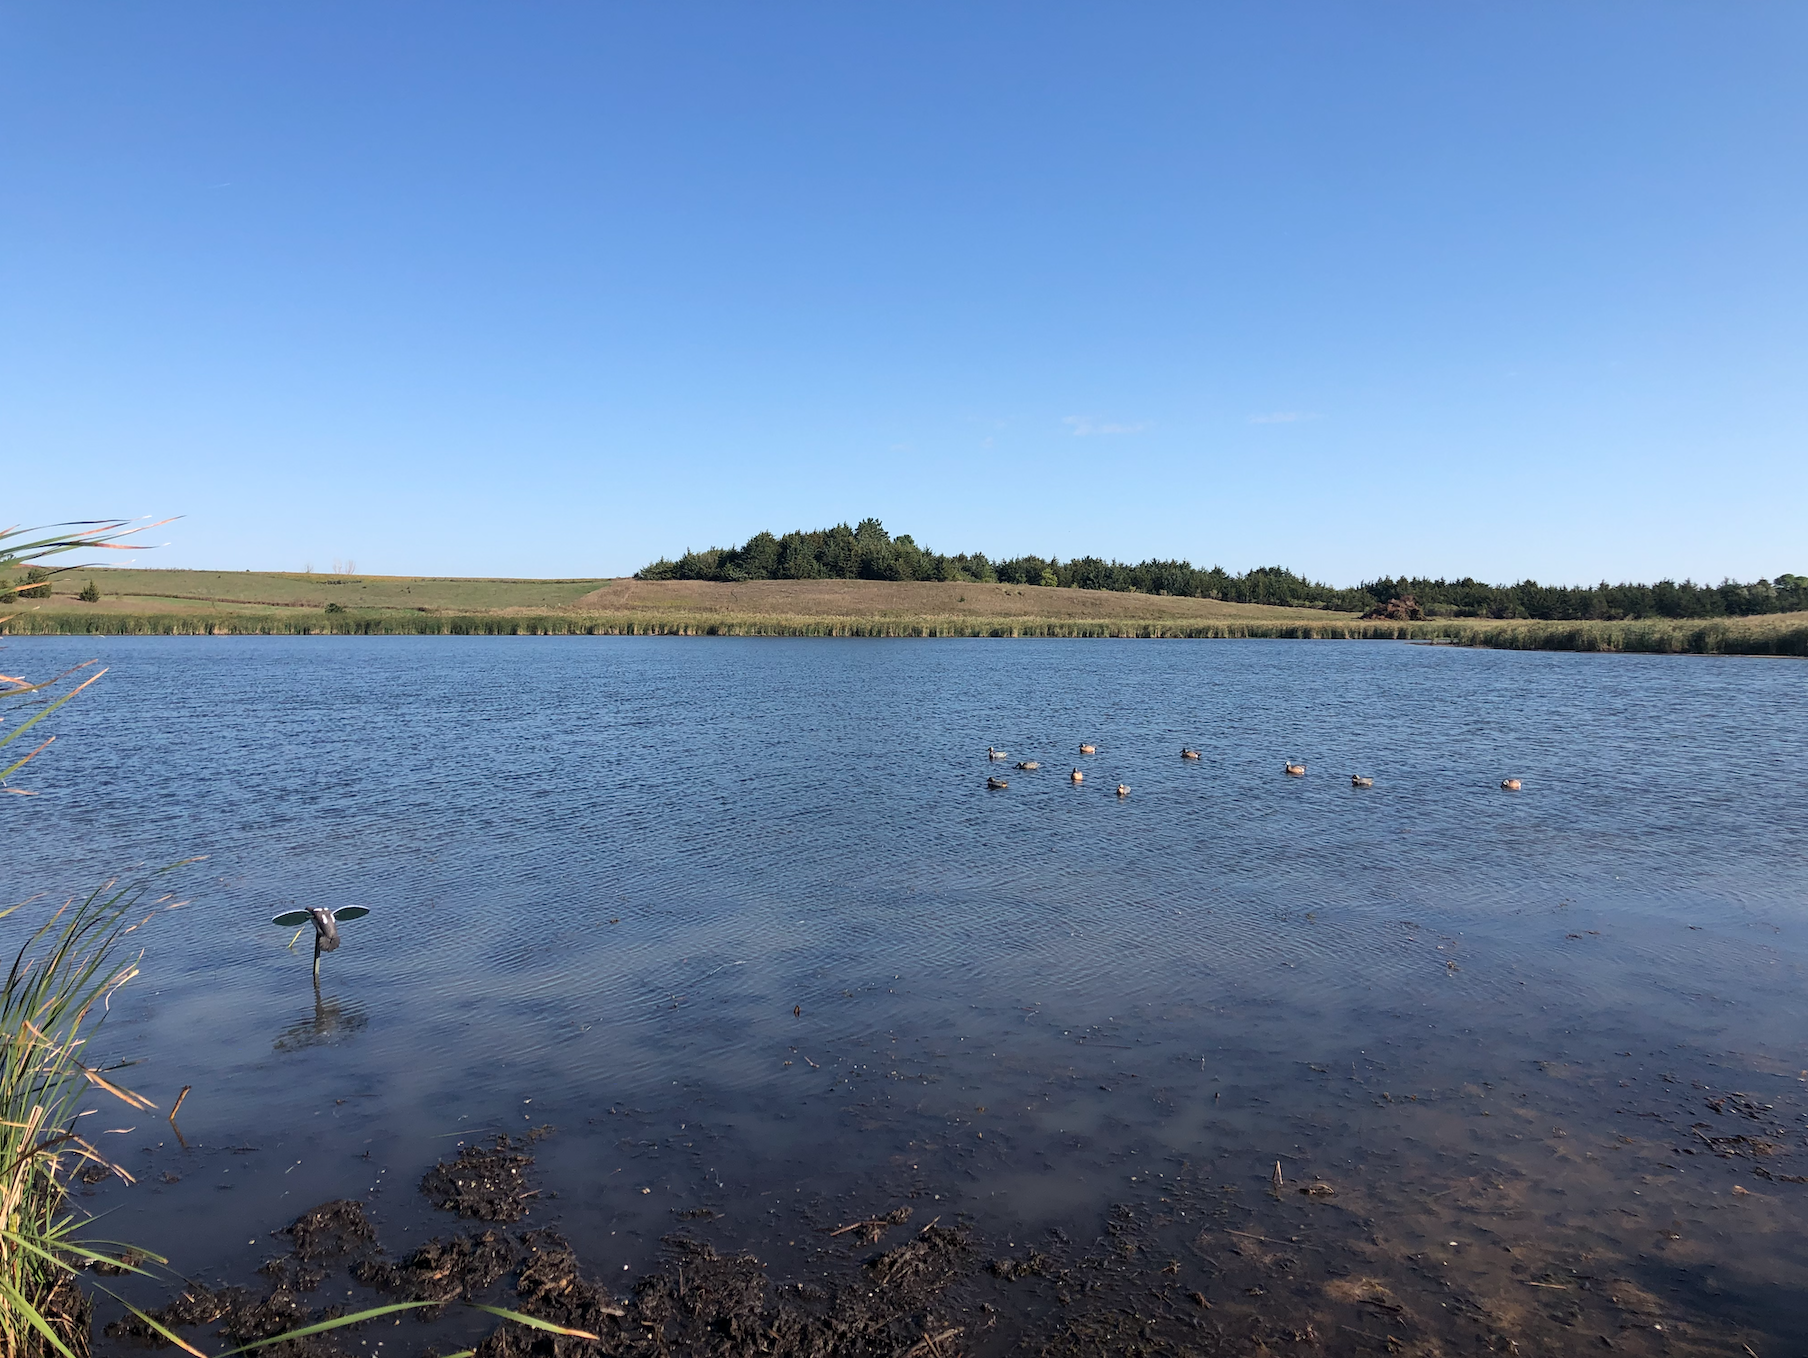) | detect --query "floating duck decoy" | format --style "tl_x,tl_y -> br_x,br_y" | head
1351,775 -> 1373,788
1181,747 -> 1201,760
1069,768 -> 1084,783
987,746 -> 1009,760
1501,778 -> 1522,791
1284,762 -> 1306,777
987,776 -> 1009,790
1116,784 -> 1130,797
1014,760 -> 1039,771
1078,743 -> 1097,755
273,906 -> 371,981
